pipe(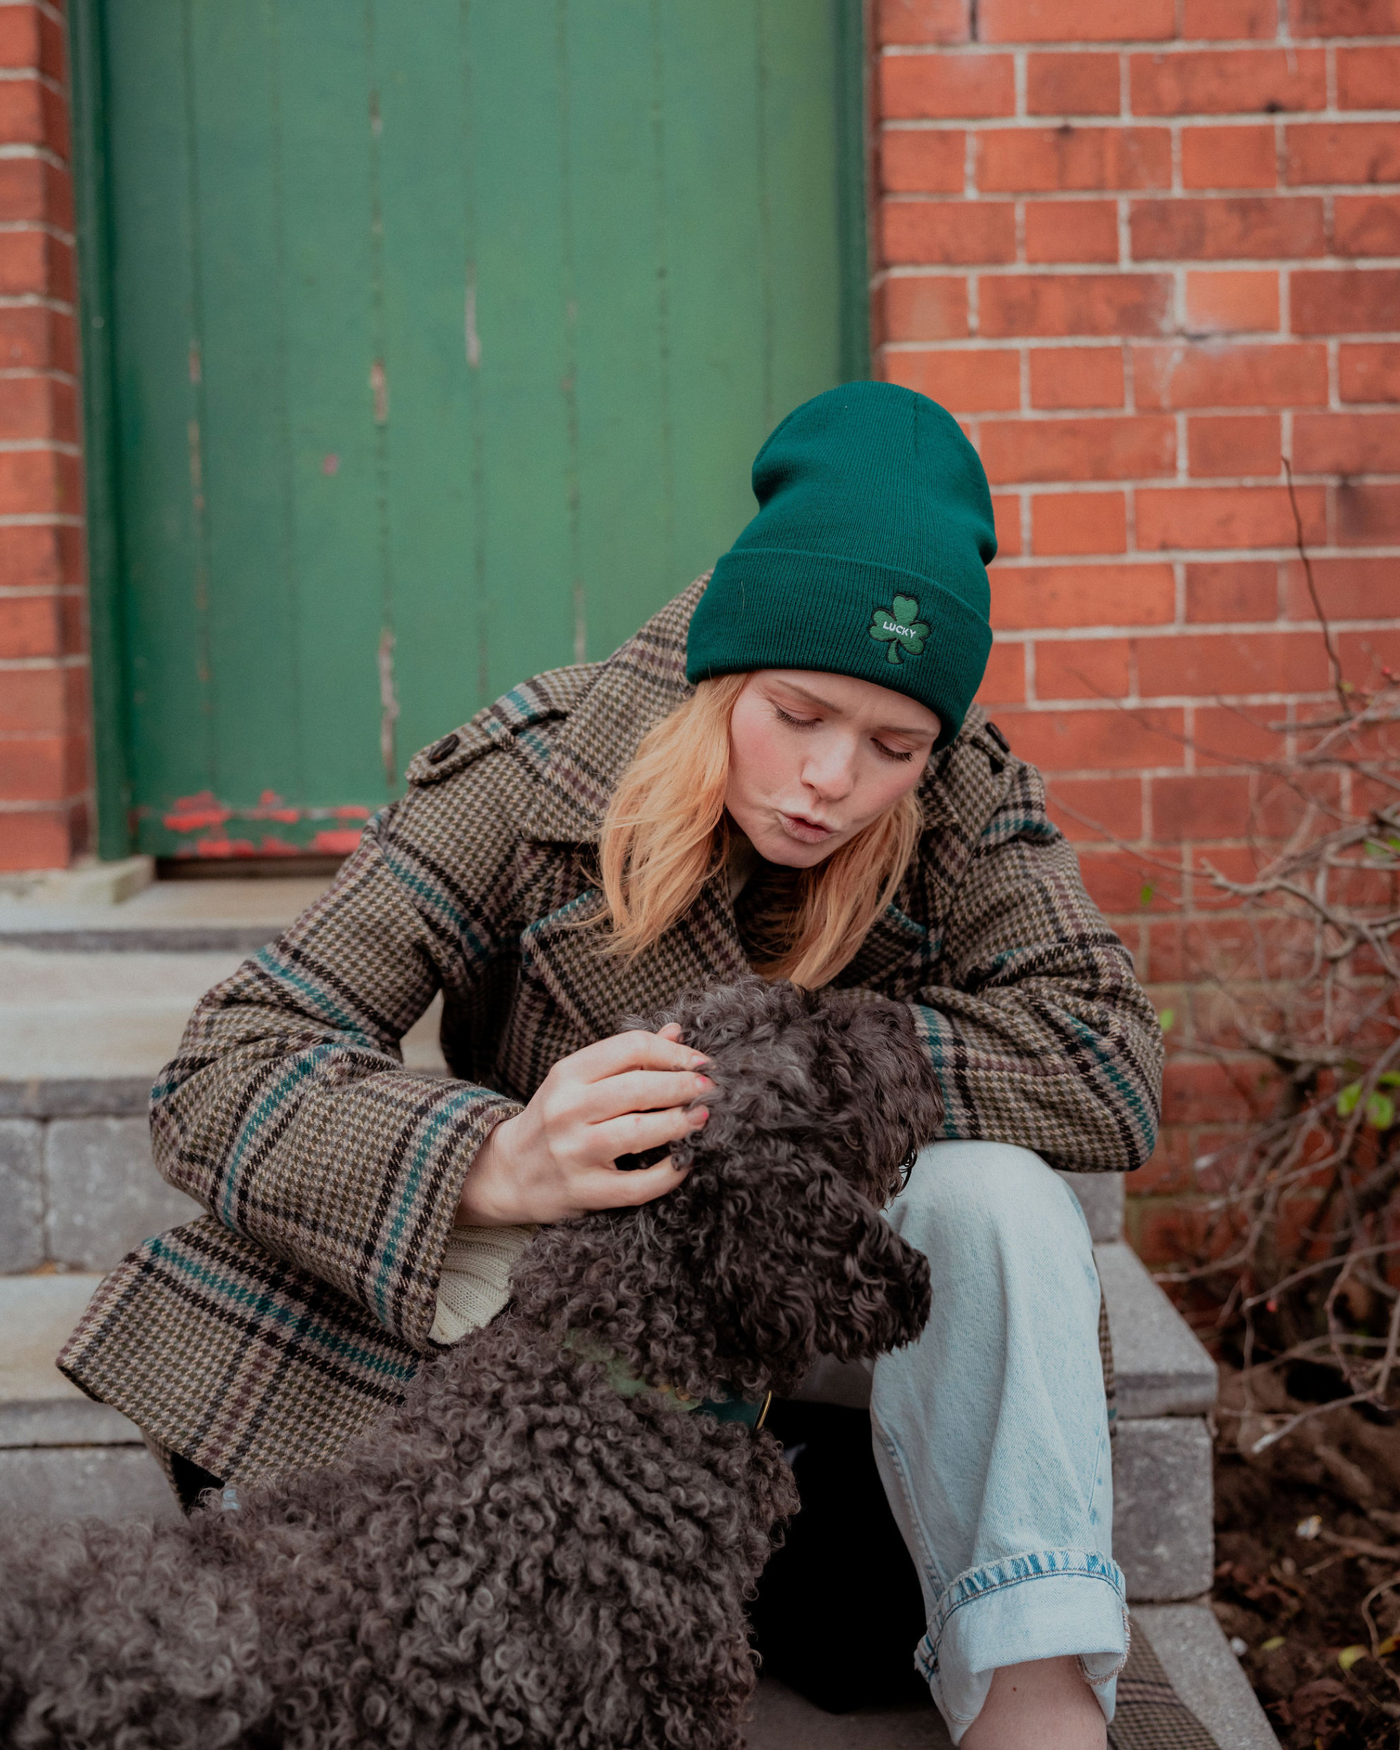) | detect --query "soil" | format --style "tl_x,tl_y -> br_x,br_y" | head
1213,1363 -> 1400,1748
